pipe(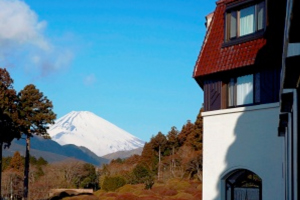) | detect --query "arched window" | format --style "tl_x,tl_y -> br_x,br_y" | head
225,169 -> 262,200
